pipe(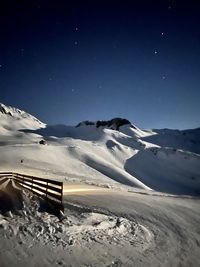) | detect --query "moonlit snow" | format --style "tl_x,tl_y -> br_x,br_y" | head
0,103 -> 200,267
